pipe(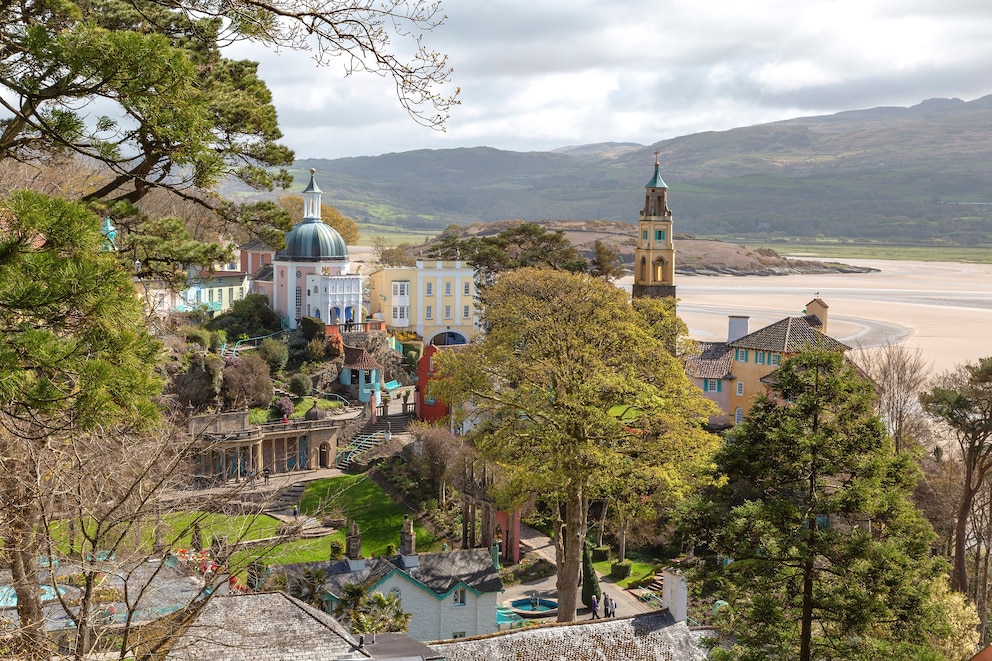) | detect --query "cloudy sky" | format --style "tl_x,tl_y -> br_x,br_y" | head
226,0 -> 992,160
